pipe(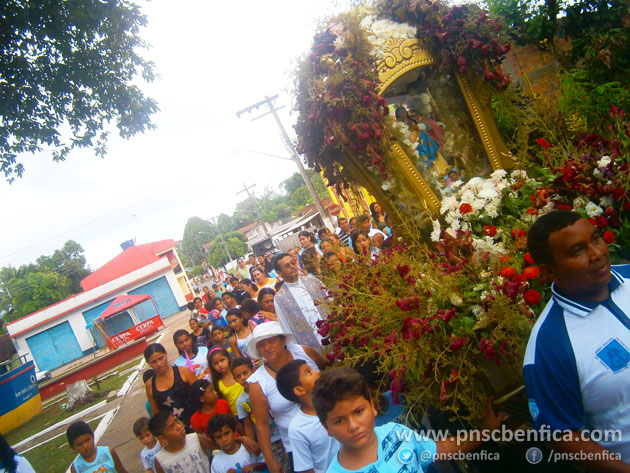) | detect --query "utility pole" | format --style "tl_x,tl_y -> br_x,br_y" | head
207,217 -> 233,263
236,183 -> 273,250
236,94 -> 332,228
